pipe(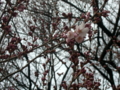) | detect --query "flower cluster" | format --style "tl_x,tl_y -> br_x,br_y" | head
66,22 -> 90,43
6,37 -> 21,53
